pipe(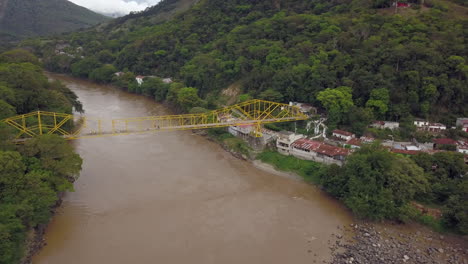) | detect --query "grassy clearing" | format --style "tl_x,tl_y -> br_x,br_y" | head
257,150 -> 325,184
416,214 -> 446,233
207,128 -> 251,157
